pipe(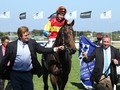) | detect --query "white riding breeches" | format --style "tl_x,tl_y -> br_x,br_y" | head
45,38 -> 56,48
